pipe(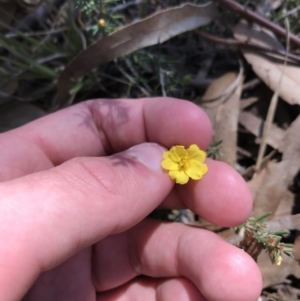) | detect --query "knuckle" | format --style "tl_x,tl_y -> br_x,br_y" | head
58,157 -> 126,198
